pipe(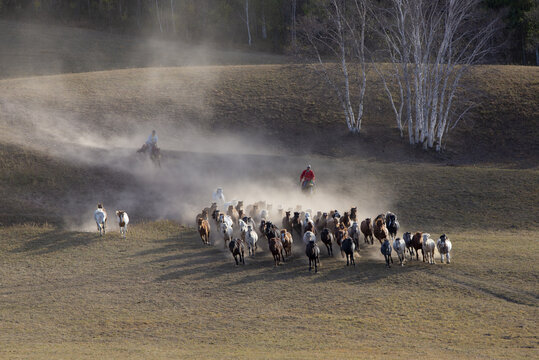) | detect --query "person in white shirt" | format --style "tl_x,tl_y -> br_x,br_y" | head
146,130 -> 158,149
212,187 -> 226,208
